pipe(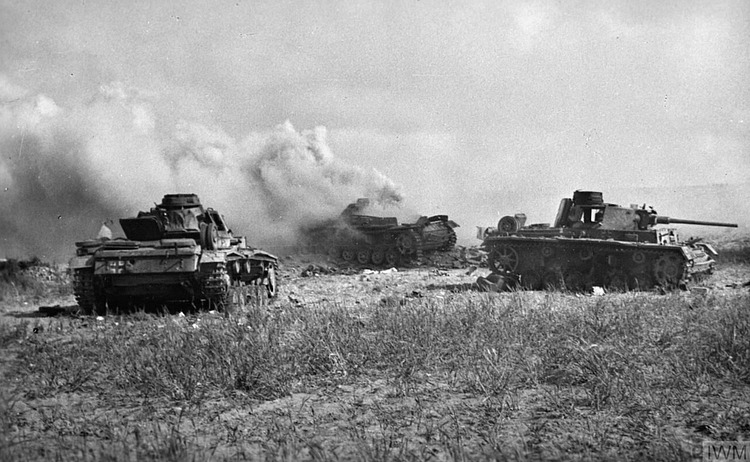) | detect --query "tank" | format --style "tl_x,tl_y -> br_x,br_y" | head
478,190 -> 738,291
69,194 -> 278,314
302,198 -> 459,267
